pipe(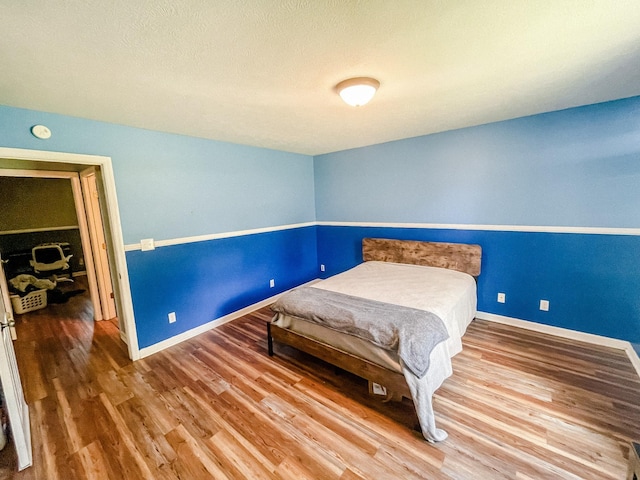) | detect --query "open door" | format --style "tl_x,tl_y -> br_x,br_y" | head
0,253 -> 32,471
80,168 -> 117,320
